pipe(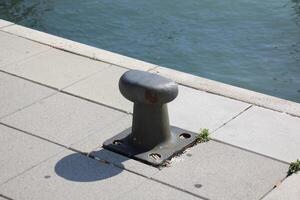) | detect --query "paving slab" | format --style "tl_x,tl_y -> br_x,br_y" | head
0,72 -> 56,118
153,141 -> 288,200
0,93 -> 126,147
169,85 -> 250,132
263,173 -> 300,200
0,150 -> 195,200
213,106 -> 300,163
0,19 -> 12,28
64,65 -> 132,112
118,181 -> 200,200
0,124 -> 64,185
0,31 -> 49,67
2,48 -> 111,90
0,150 -> 142,200
72,116 -> 159,177
71,115 -> 132,153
